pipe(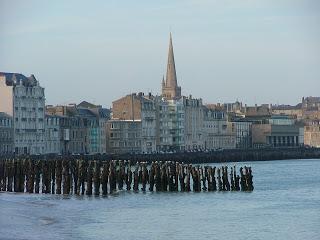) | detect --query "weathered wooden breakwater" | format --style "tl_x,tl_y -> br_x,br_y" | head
0,158 -> 253,195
